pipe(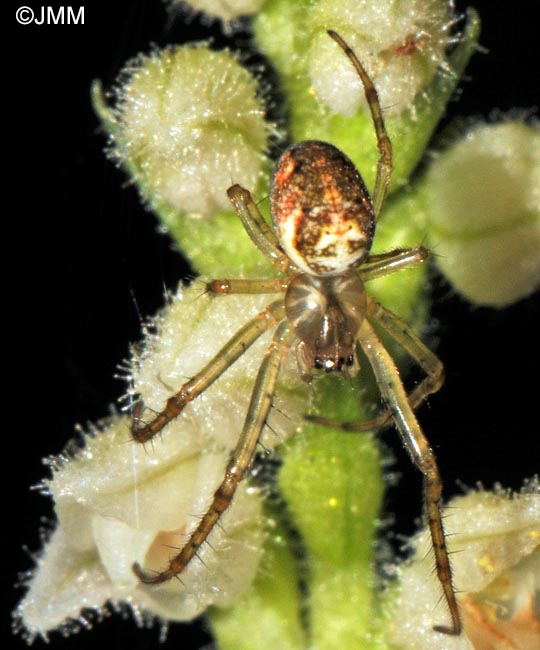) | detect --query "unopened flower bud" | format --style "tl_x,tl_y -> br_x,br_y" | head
425,120 -> 540,307
107,44 -> 268,218
177,0 -> 265,22
307,0 -> 454,117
